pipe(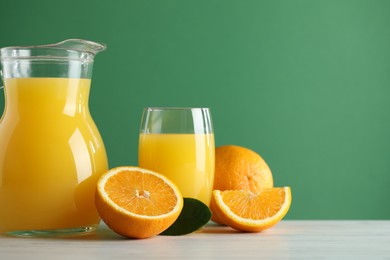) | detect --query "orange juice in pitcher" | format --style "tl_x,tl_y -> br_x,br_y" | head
0,40 -> 108,236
